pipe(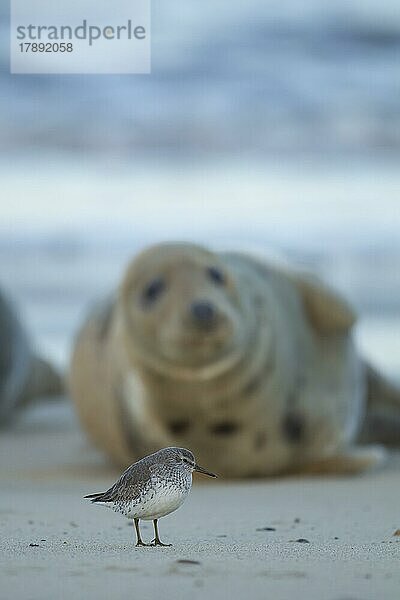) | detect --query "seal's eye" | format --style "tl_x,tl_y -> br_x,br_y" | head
207,266 -> 225,285
142,278 -> 166,306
